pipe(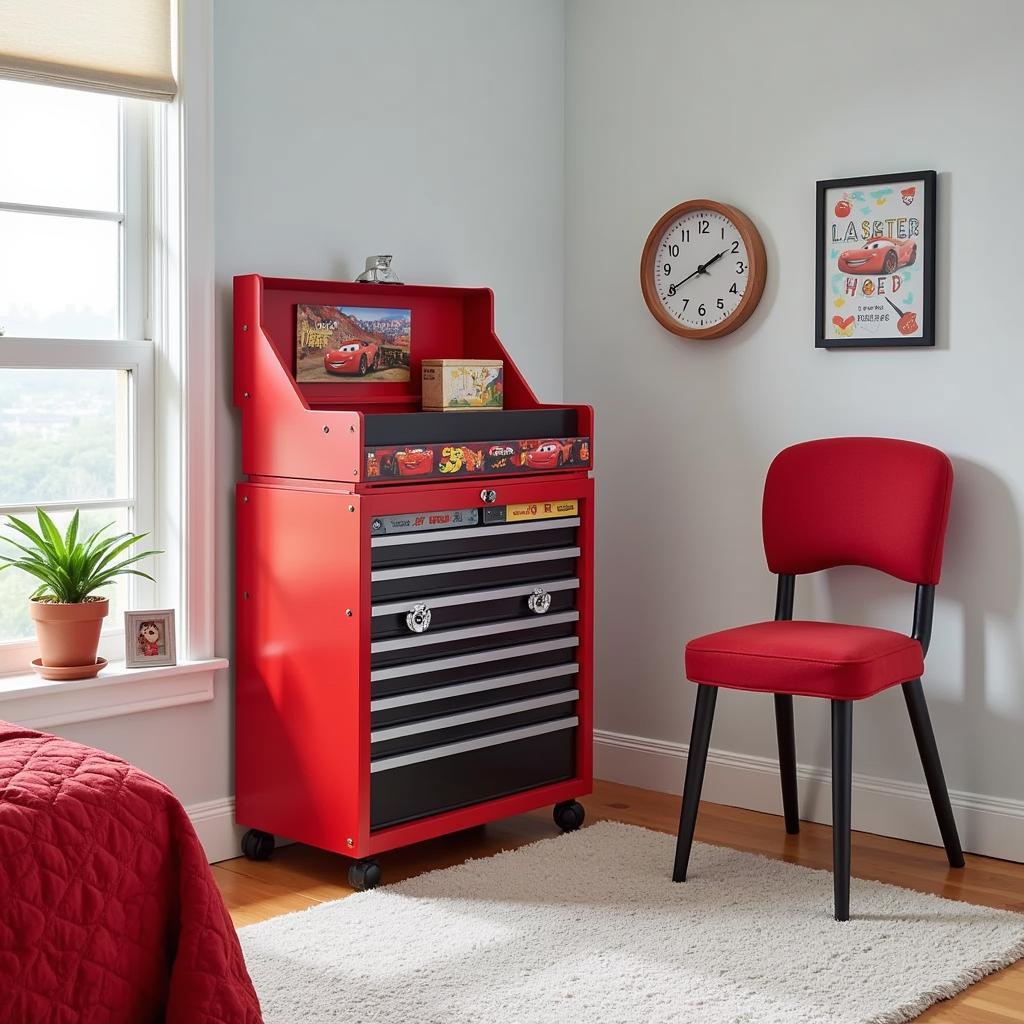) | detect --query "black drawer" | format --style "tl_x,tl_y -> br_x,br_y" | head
370,613 -> 579,669
370,689 -> 578,758
371,662 -> 580,728
372,581 -> 577,639
372,521 -> 578,569
370,637 -> 579,700
370,719 -> 577,830
371,549 -> 579,602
